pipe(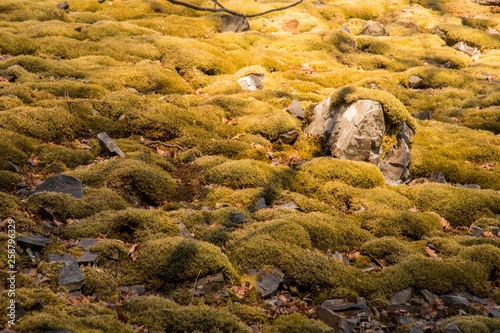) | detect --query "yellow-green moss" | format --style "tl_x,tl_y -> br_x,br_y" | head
193,155 -> 229,170
0,95 -> 23,110
360,237 -> 412,265
36,144 -> 93,168
0,192 -> 19,219
124,296 -> 250,333
241,111 -> 301,141
441,316 -> 500,333
81,266 -> 120,301
64,207 -> 179,242
263,312 -> 333,333
458,244 -> 500,279
0,170 -> 21,189
438,24 -> 500,50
